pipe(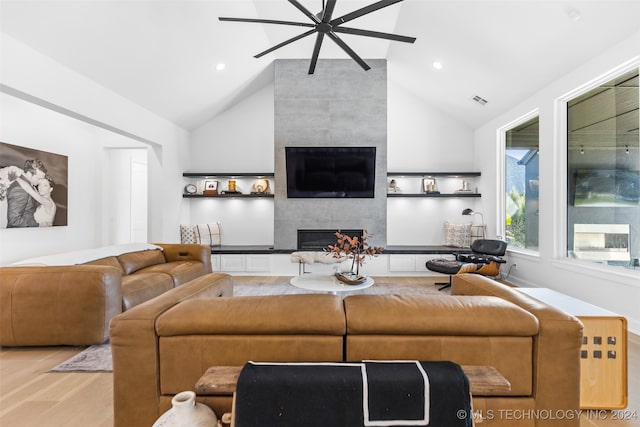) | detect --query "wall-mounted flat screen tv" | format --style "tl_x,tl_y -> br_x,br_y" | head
572,169 -> 640,207
285,147 -> 376,198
